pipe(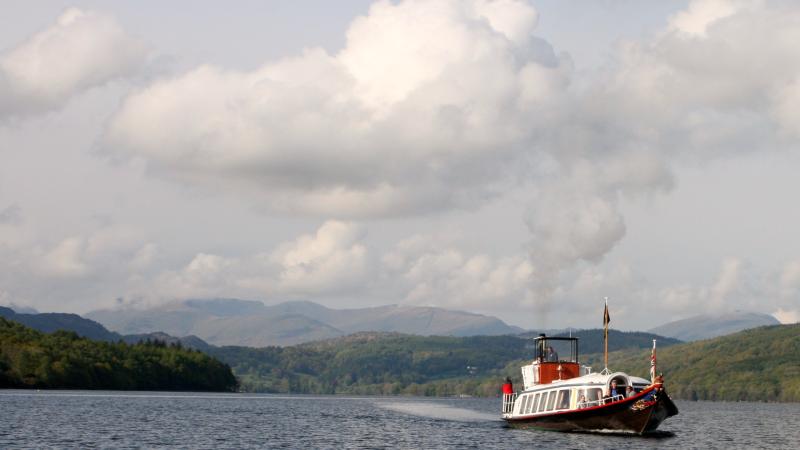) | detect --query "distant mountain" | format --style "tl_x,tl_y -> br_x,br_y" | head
1,303 -> 39,314
87,299 -> 524,347
0,306 -> 120,341
185,298 -> 267,316
88,303 -> 342,347
649,311 -> 780,341
0,306 -> 210,350
268,301 -> 524,336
